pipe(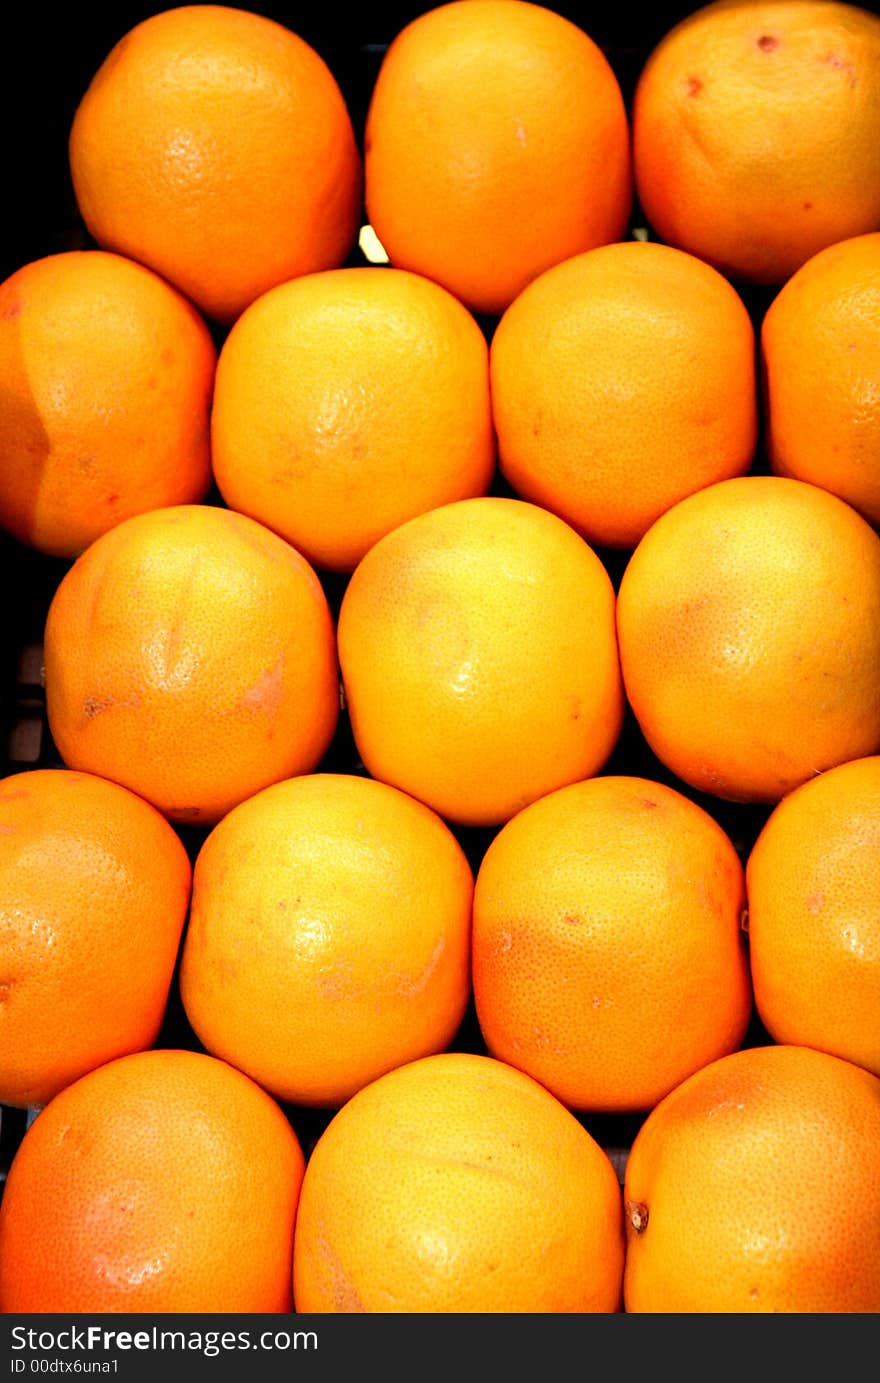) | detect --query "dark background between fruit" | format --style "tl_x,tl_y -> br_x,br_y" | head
0,4 -> 786,1197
